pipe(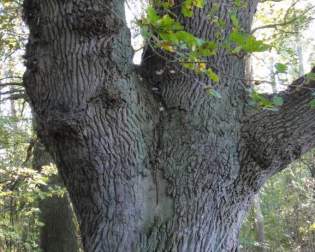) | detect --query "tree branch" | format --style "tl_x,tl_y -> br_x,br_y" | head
0,82 -> 23,88
242,67 -> 315,175
251,4 -> 314,34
